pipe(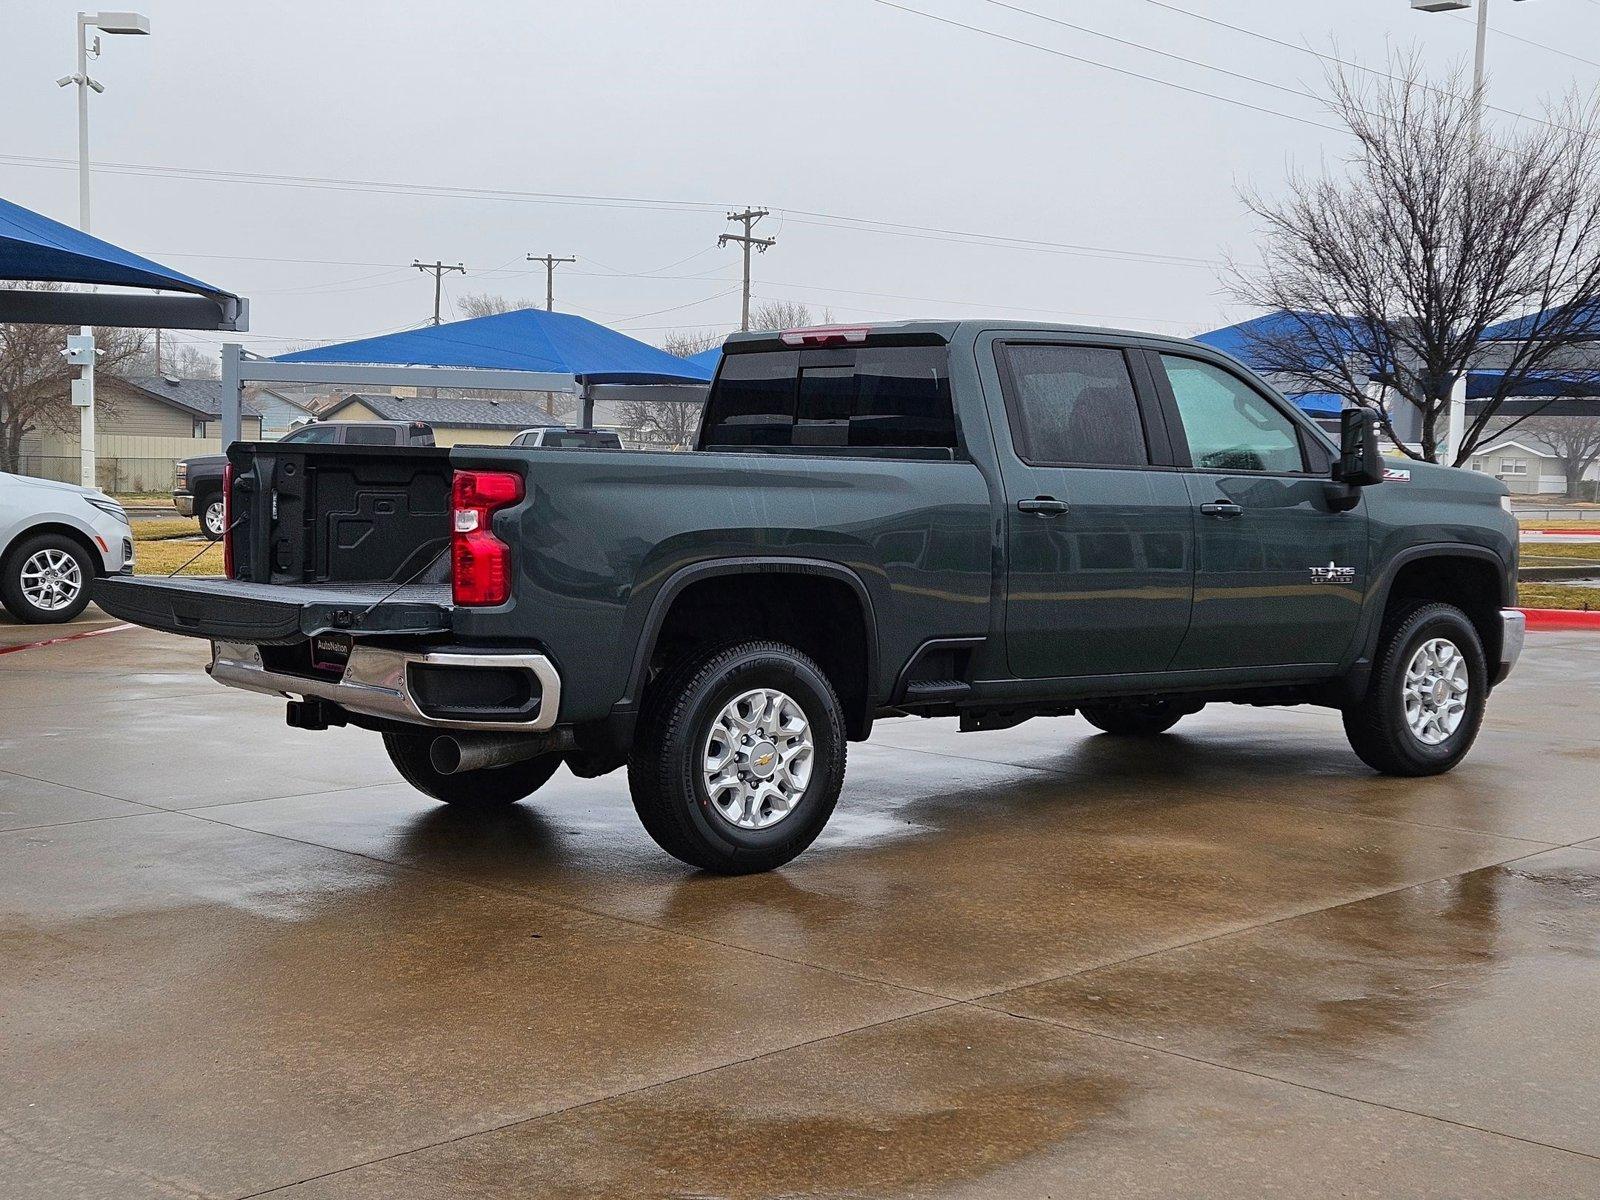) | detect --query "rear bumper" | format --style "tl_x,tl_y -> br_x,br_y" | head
1493,608 -> 1526,686
209,640 -> 562,732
